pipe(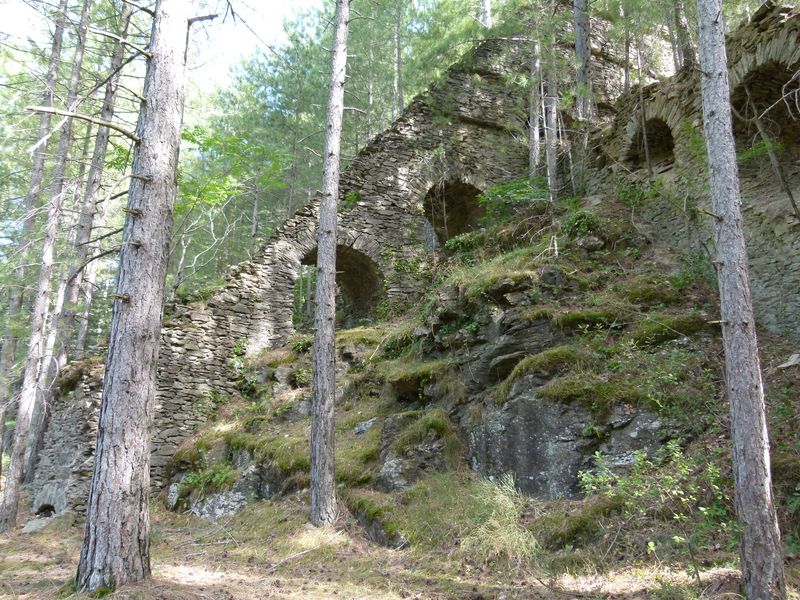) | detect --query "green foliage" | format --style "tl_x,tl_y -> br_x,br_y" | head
539,374 -> 648,416
580,441 -> 733,564
737,138 -> 784,163
393,408 -> 462,468
561,209 -> 600,238
477,178 -> 549,225
180,462 -> 239,498
290,335 -> 313,354
341,190 -> 362,210
551,308 -> 624,331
